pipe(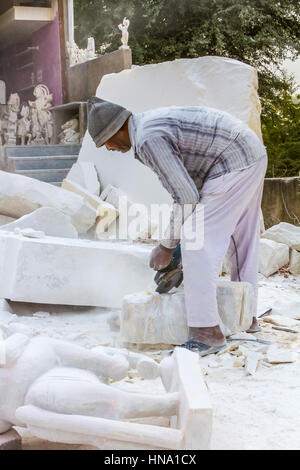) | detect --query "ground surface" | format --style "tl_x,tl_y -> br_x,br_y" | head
6,272 -> 300,450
